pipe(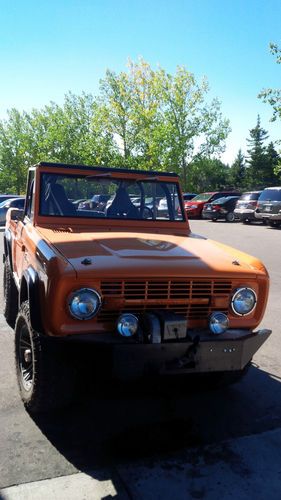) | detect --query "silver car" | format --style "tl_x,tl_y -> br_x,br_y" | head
234,191 -> 262,224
